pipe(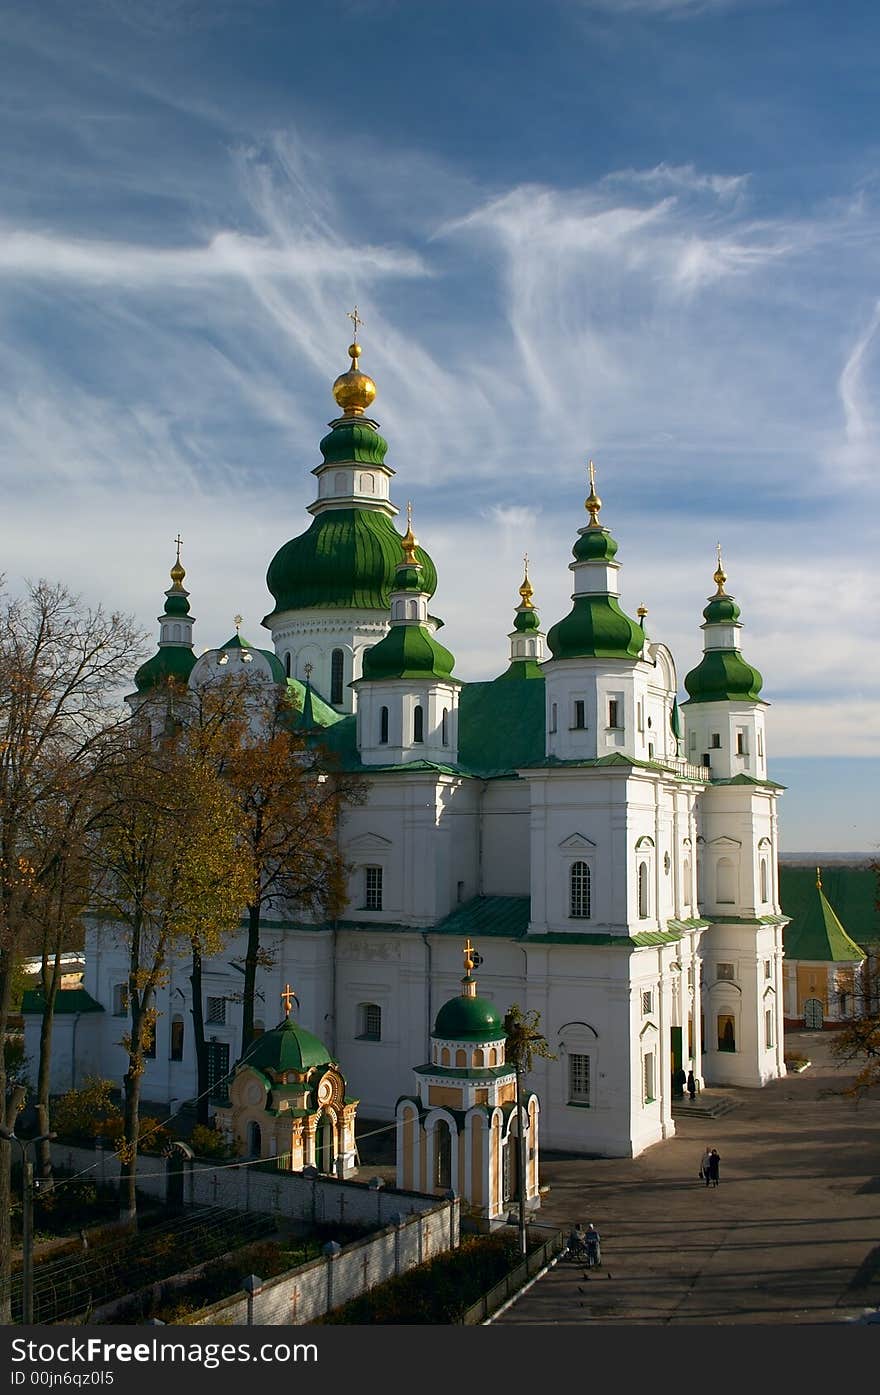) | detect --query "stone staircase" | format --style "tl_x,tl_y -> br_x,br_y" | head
671,1091 -> 739,1120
